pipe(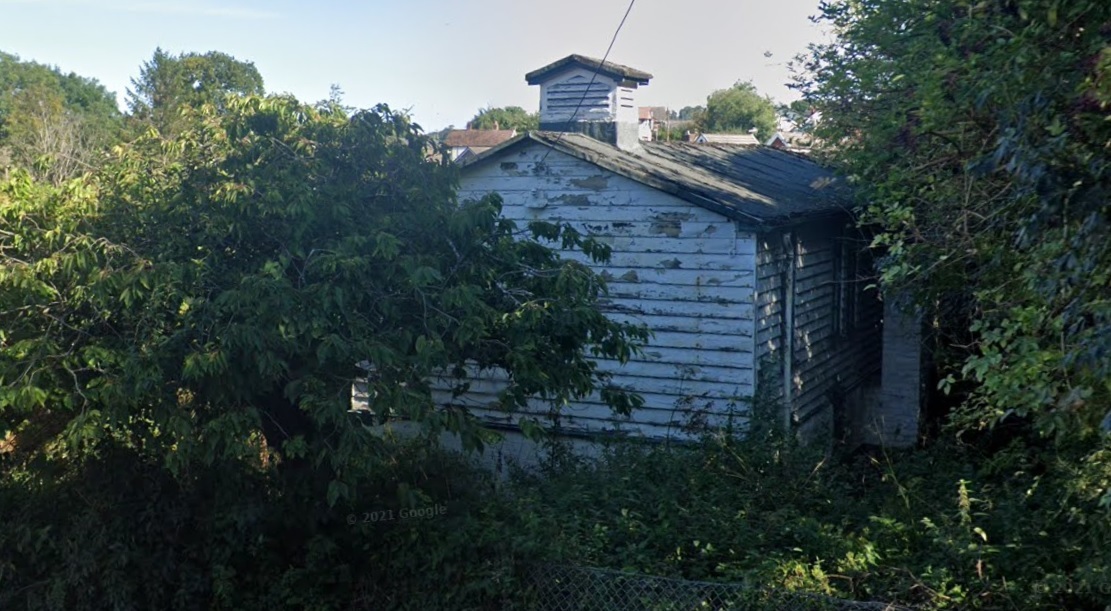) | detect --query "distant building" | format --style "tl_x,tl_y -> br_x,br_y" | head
766,131 -> 815,155
766,133 -> 792,150
637,106 -> 669,141
692,132 -> 760,145
442,129 -> 518,162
